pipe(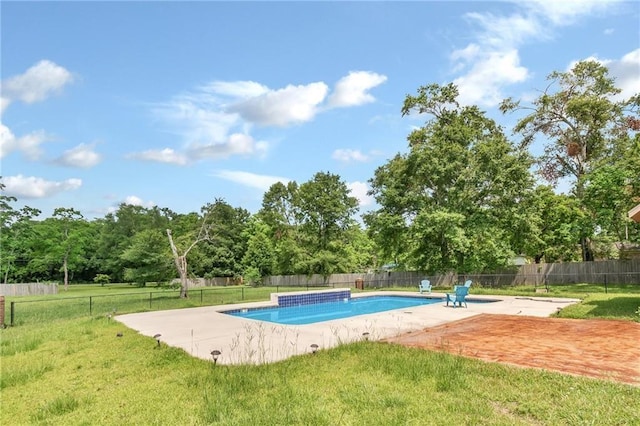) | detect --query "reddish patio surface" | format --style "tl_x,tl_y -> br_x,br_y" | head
383,314 -> 640,386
